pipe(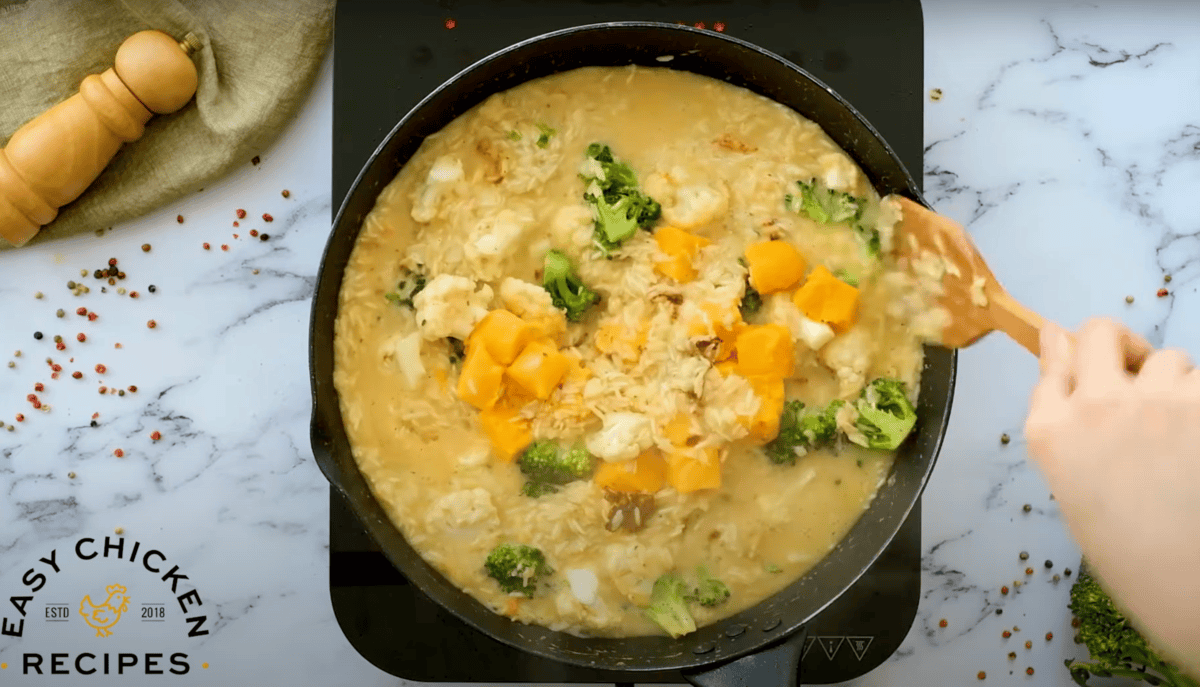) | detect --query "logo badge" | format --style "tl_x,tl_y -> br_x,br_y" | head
79,584 -> 130,638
